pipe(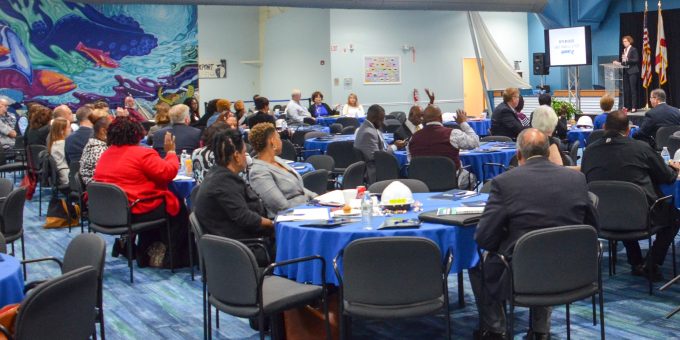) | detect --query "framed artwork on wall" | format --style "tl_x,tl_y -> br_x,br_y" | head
364,55 -> 401,84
